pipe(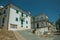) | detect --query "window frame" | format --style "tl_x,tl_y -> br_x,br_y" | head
16,17 -> 18,21
16,10 -> 19,14
26,21 -> 28,24
21,19 -> 23,24
21,12 -> 24,17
